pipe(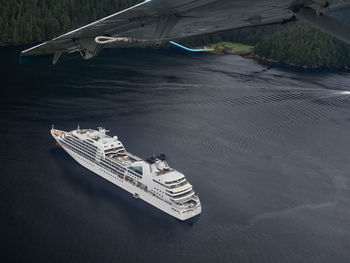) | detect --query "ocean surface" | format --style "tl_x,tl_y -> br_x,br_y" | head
1,46 -> 350,263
